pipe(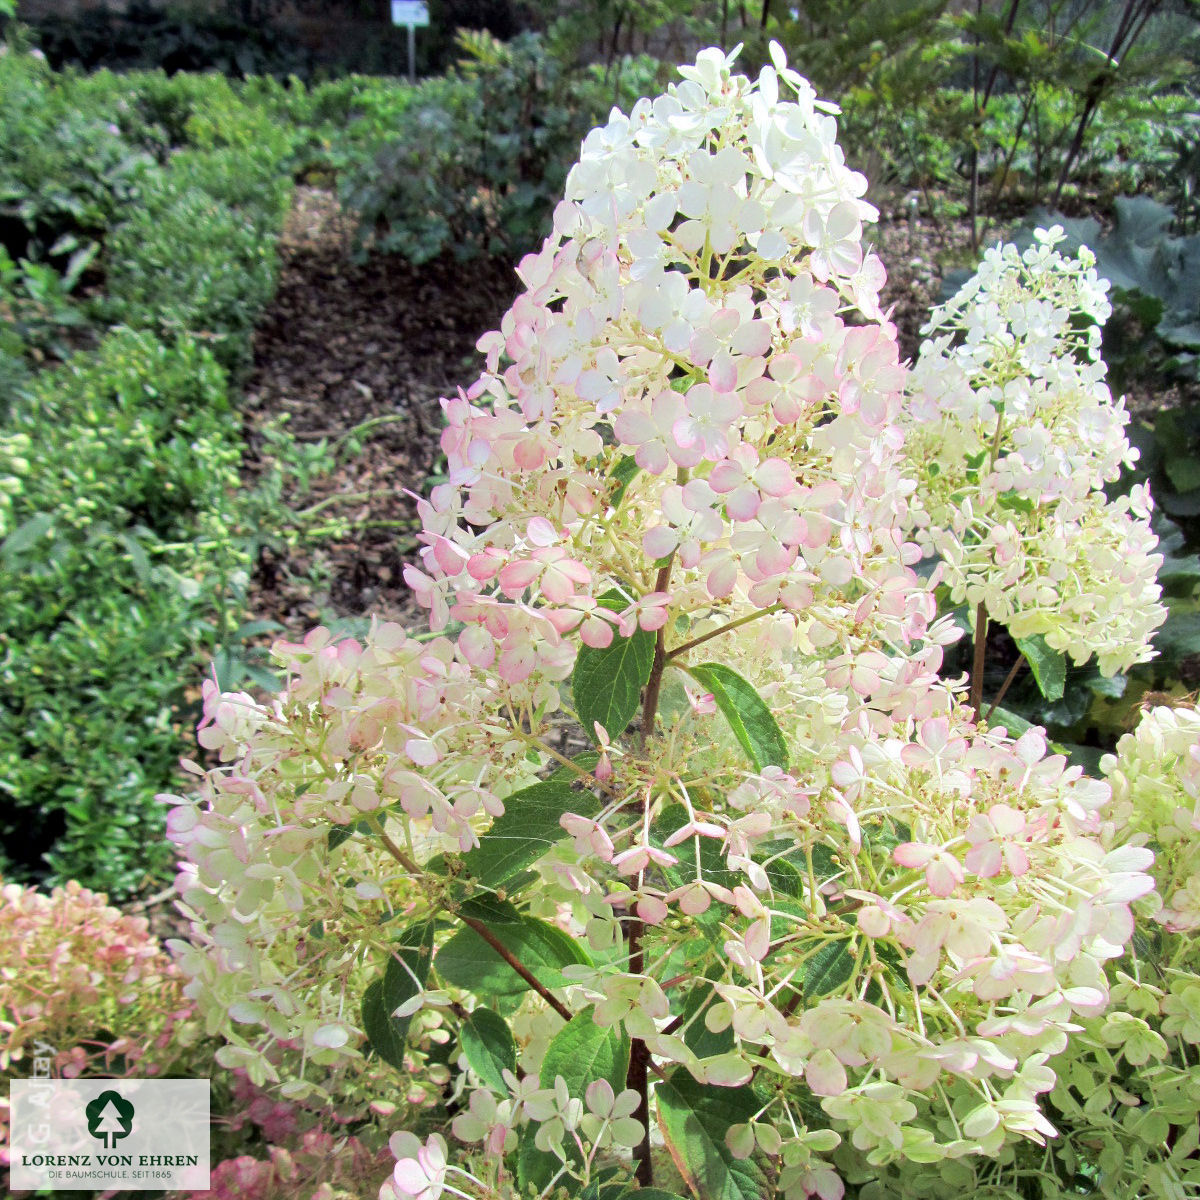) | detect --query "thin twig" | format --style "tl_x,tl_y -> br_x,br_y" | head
372,821 -> 577,1024
969,602 -> 988,720
664,603 -> 783,664
985,653 -> 1026,723
459,914 -> 574,1023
